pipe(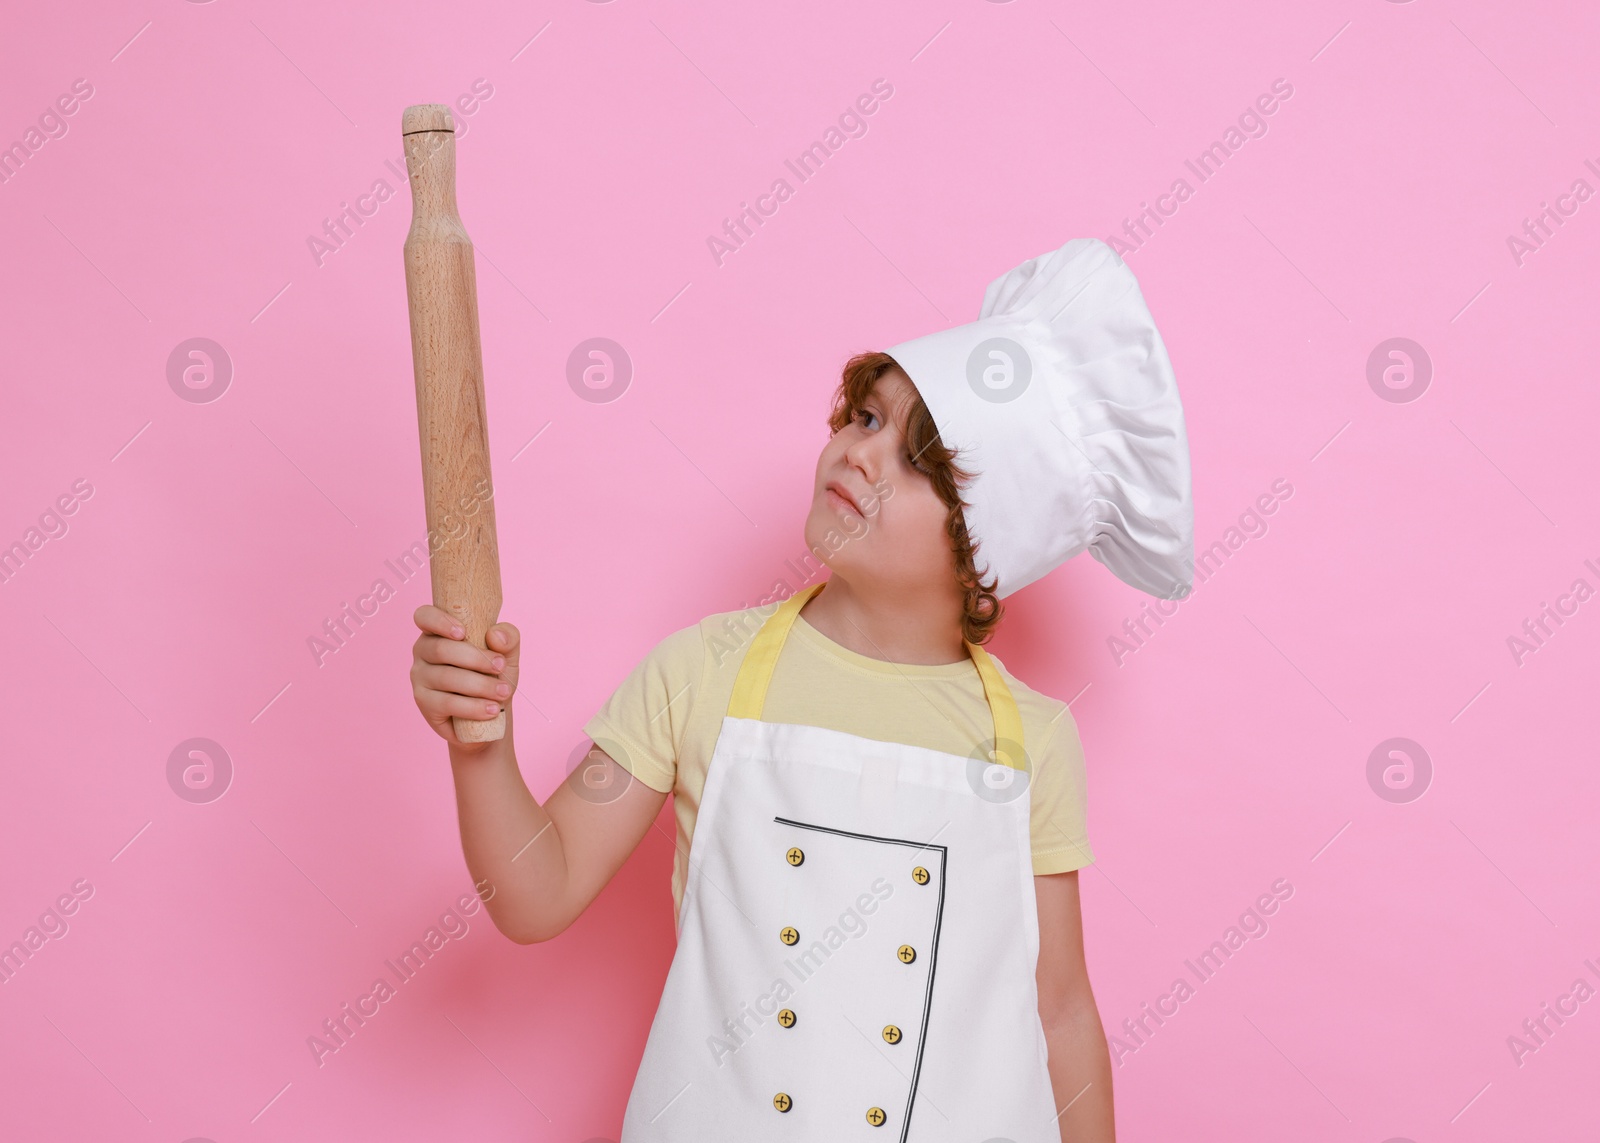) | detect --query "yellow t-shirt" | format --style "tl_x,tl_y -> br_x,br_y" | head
582,599 -> 1095,926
